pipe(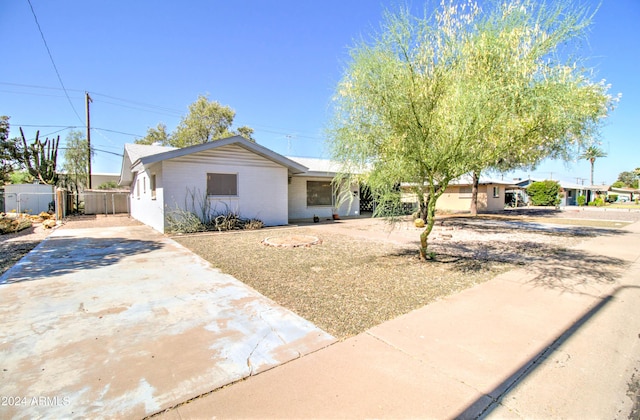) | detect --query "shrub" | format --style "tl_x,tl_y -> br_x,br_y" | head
165,208 -> 206,233
0,215 -> 33,234
577,195 -> 586,206
97,181 -> 119,190
607,194 -> 618,203
594,197 -> 605,207
525,180 -> 561,206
